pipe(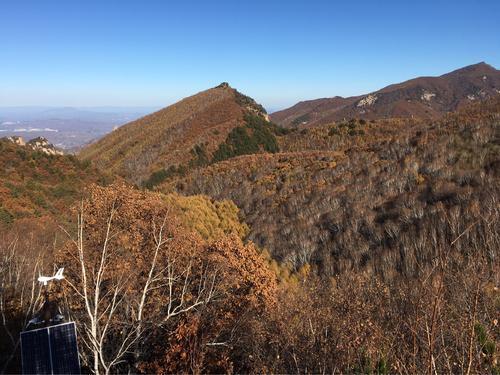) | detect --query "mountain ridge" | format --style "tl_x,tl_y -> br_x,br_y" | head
79,83 -> 274,185
271,62 -> 500,127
